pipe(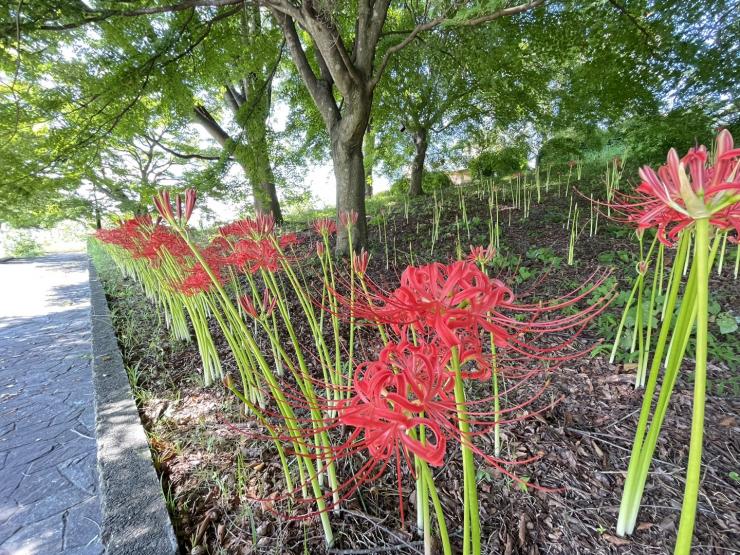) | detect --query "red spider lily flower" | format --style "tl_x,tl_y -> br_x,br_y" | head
333,261 -> 612,366
352,249 -> 370,276
339,210 -> 358,228
136,226 -> 191,260
239,295 -> 258,318
95,215 -> 152,252
615,130 -> 740,244
176,262 -> 223,296
279,232 -> 300,250
226,238 -> 284,274
254,213 -> 276,236
153,190 -> 174,222
258,288 -> 277,316
316,241 -> 325,257
359,261 -> 514,348
239,288 -> 276,319
220,214 -> 276,240
312,217 -> 337,236
184,189 -> 197,223
468,244 -> 495,265
338,340 -> 452,468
